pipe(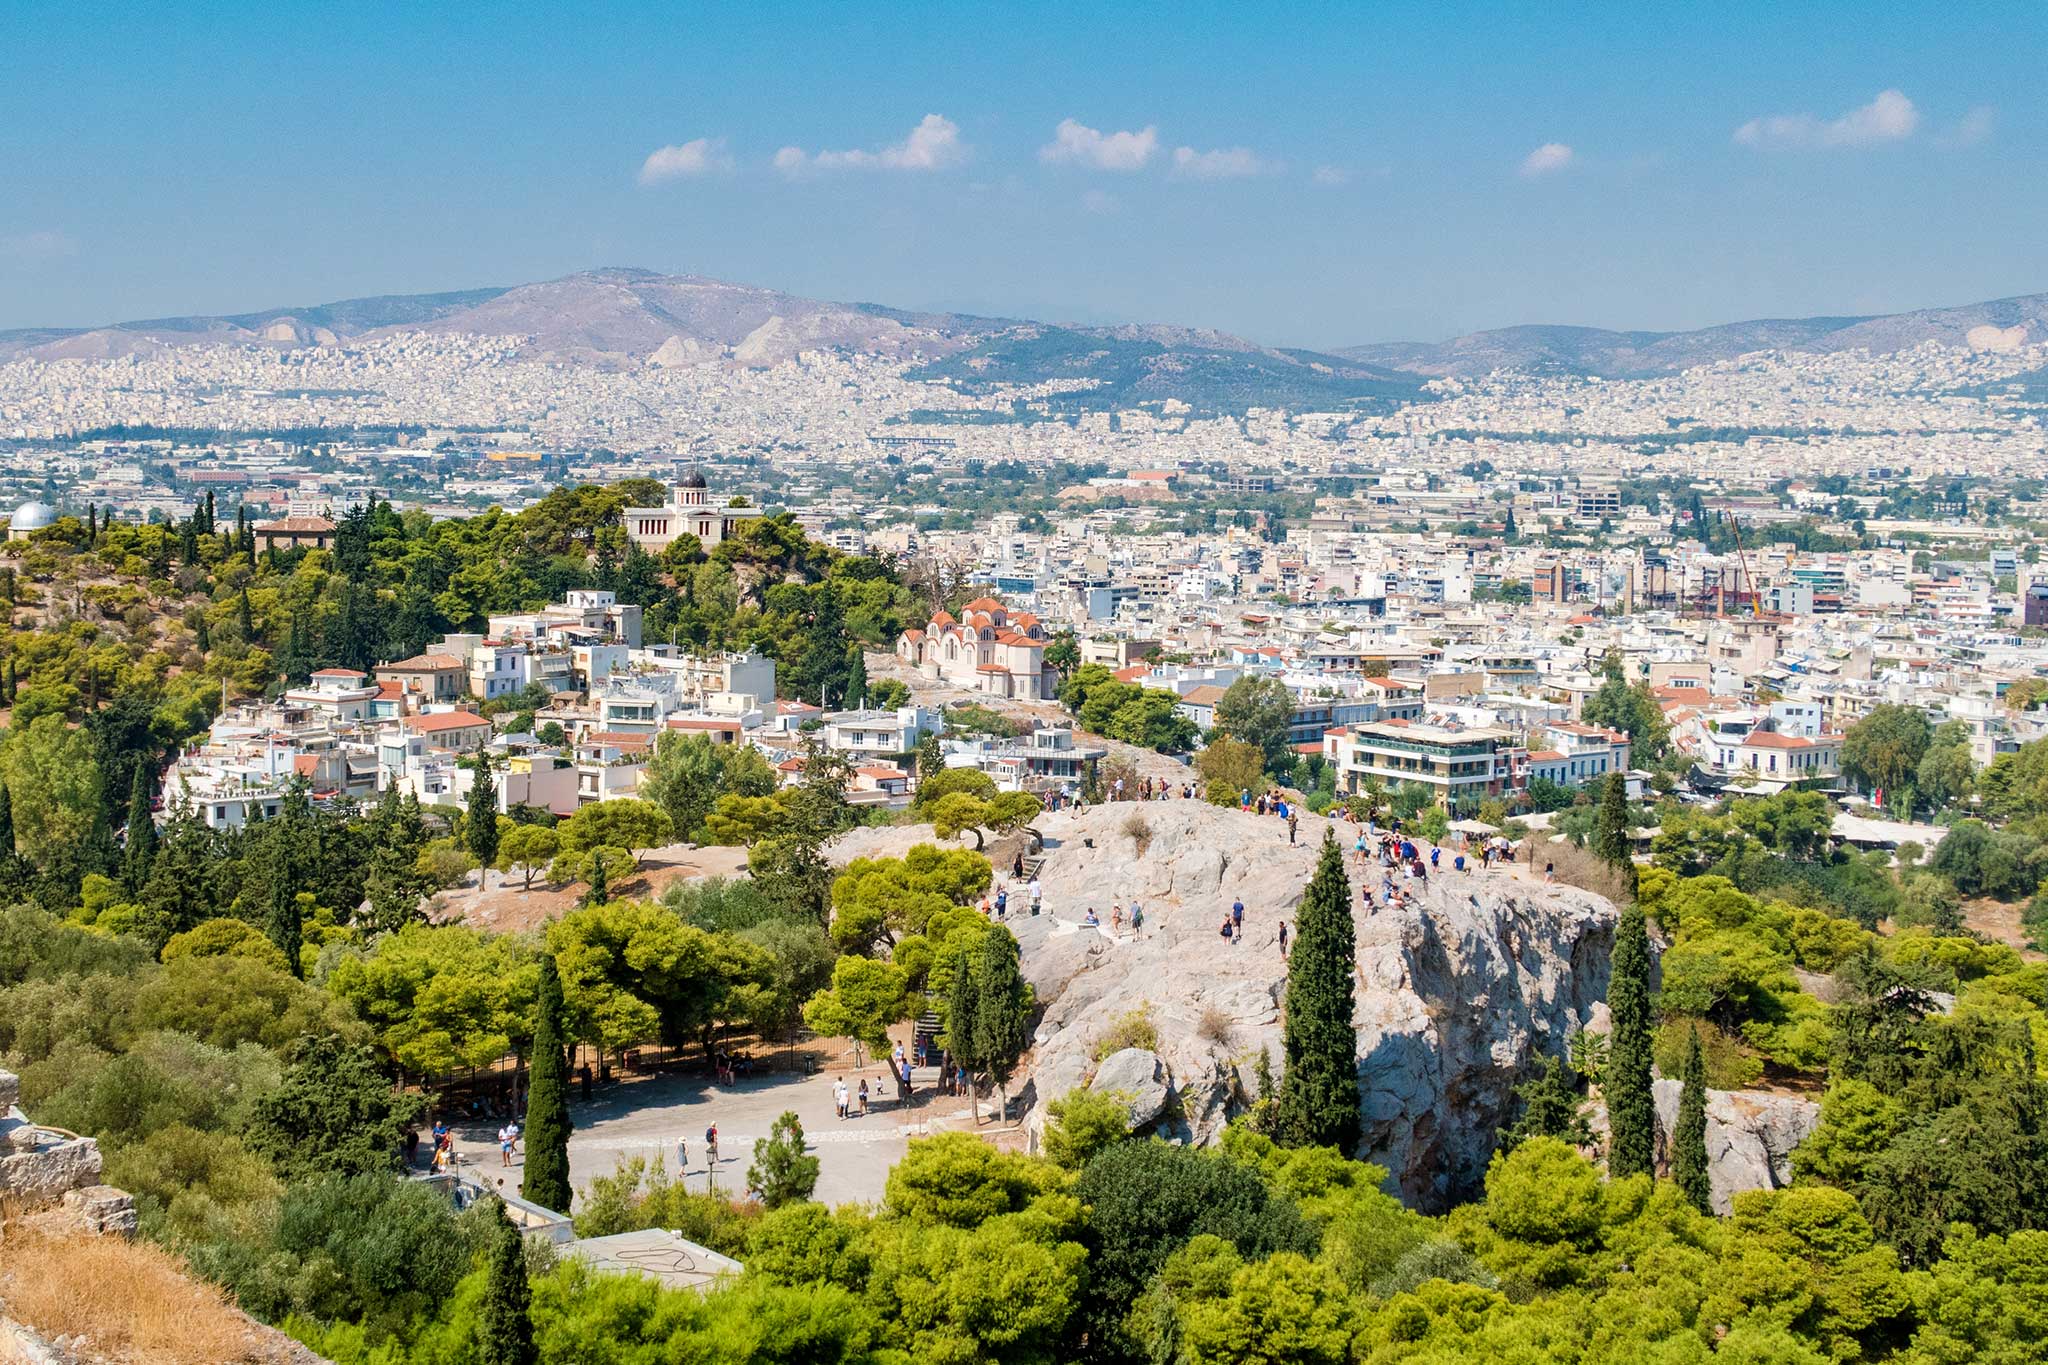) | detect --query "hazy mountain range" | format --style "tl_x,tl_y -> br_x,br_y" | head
2,268 -> 2042,411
